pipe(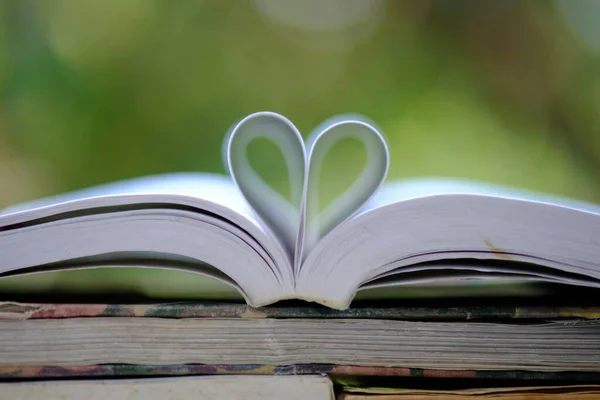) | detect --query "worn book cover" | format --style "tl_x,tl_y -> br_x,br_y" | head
339,384 -> 600,399
2,301 -> 600,321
